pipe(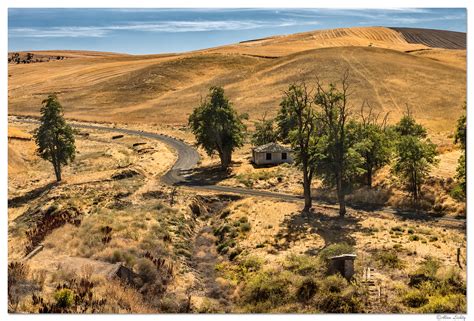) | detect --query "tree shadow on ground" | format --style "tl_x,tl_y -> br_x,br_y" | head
312,186 -> 394,212
182,162 -> 239,186
275,208 -> 363,256
8,181 -> 58,208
